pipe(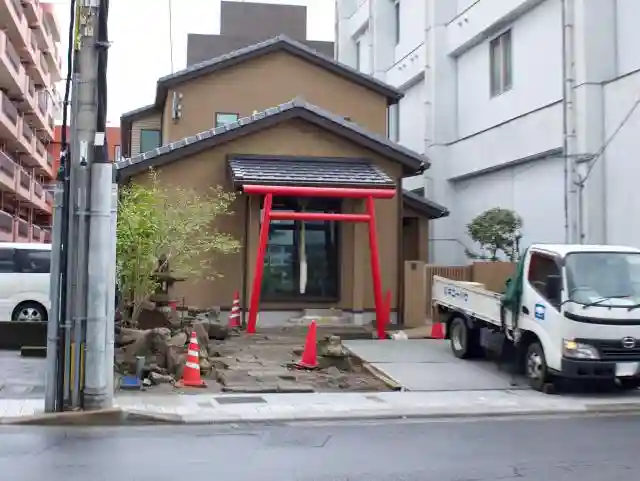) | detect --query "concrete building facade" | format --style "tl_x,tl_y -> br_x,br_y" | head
0,0 -> 63,242
336,0 -> 640,263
